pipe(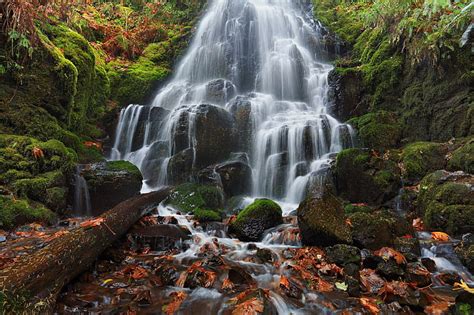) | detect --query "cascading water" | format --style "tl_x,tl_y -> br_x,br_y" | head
72,165 -> 92,216
110,0 -> 354,203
